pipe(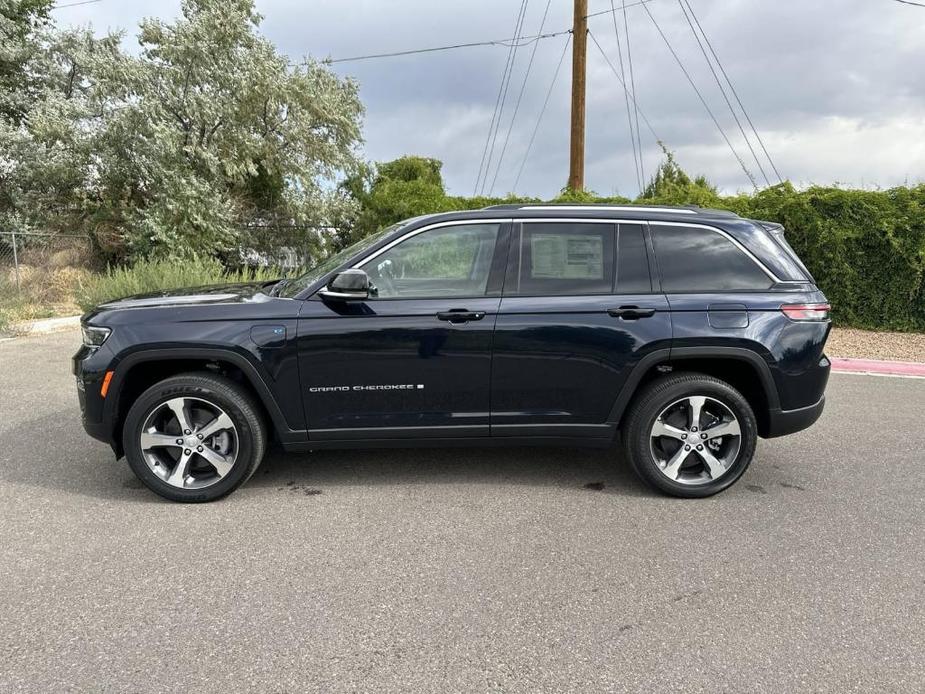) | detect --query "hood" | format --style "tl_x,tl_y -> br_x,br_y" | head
94,281 -> 277,311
